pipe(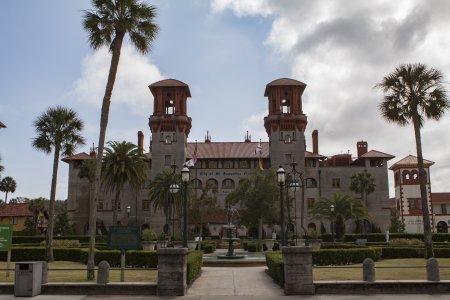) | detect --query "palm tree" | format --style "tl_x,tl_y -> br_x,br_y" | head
376,63 -> 449,258
32,106 -> 85,262
0,176 -> 17,203
349,170 -> 376,206
148,169 -> 182,233
101,141 -> 146,225
82,0 -> 158,279
0,155 -> 4,177
310,193 -> 368,240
